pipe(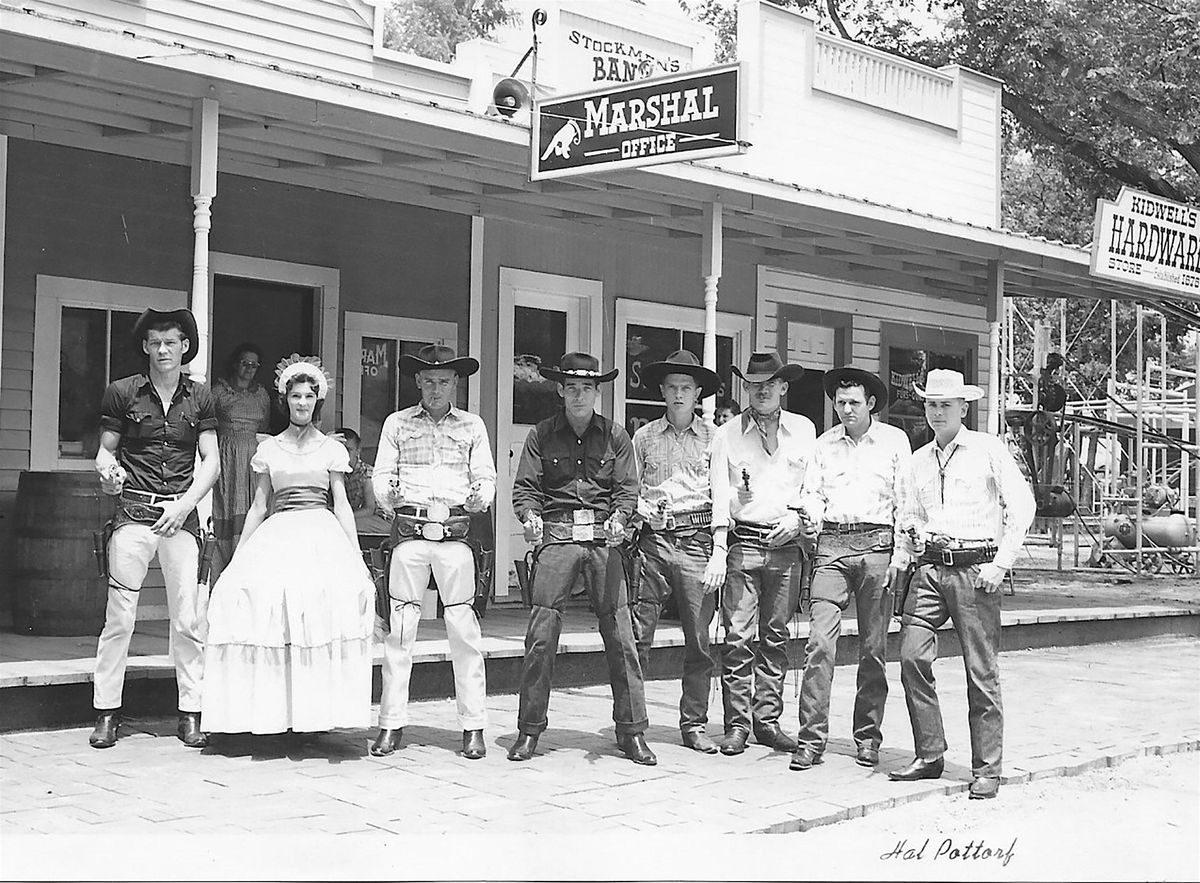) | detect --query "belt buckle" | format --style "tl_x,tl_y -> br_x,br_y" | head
941,548 -> 955,566
421,521 -> 446,542
664,511 -> 677,531
426,502 -> 450,523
